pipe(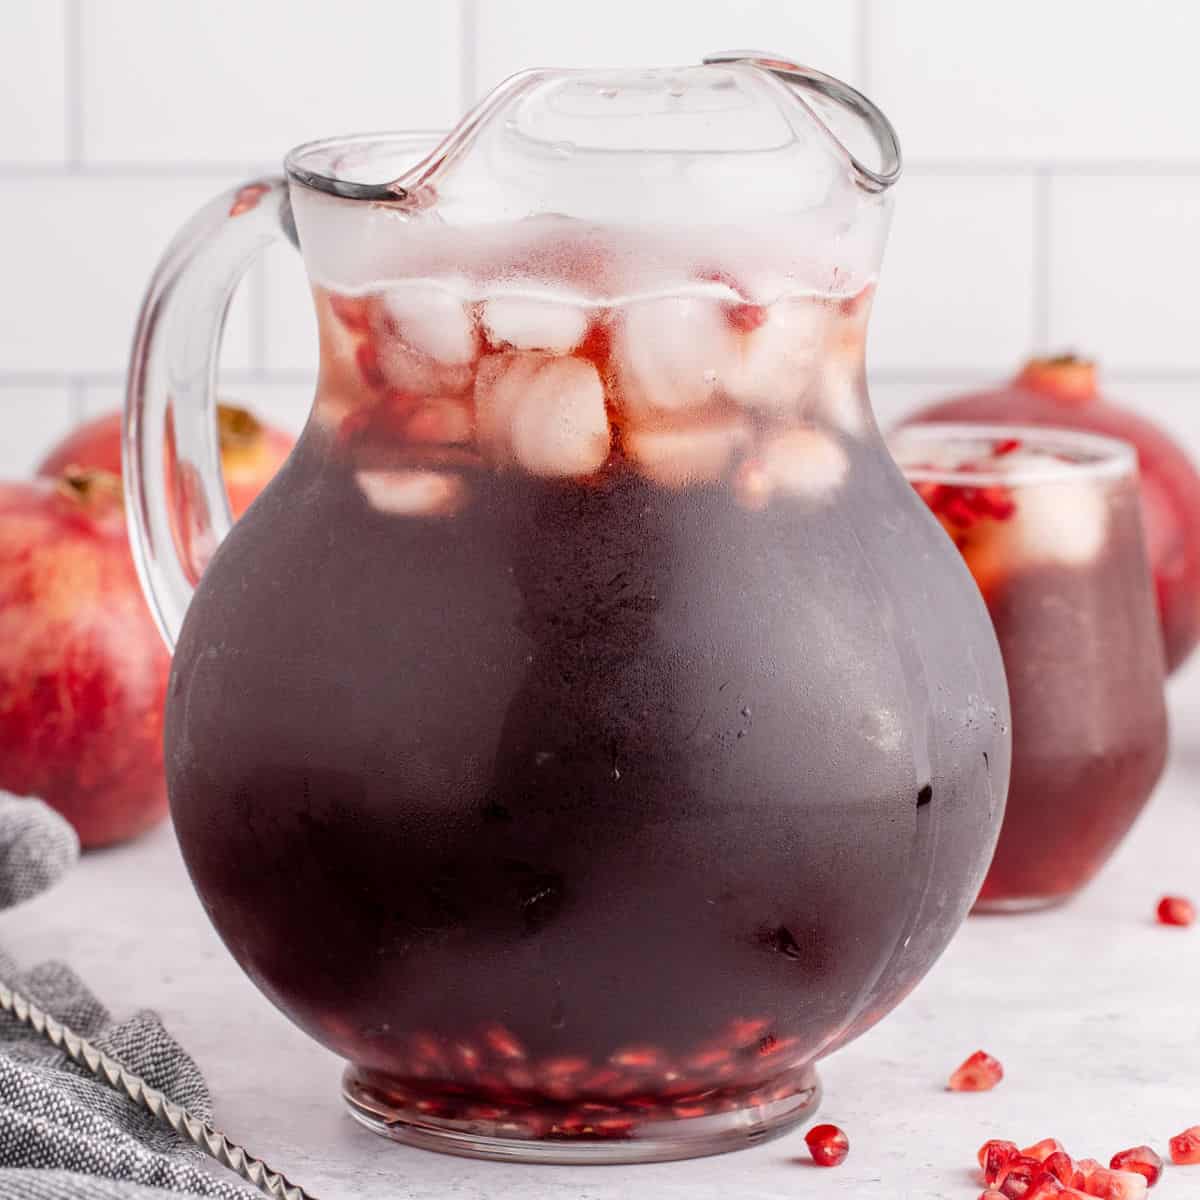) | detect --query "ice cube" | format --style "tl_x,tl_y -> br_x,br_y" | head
475,353 -> 610,478
735,427 -> 849,509
481,294 -> 589,354
625,419 -> 749,488
373,283 -> 478,364
356,468 -> 467,516
373,340 -> 475,399
726,298 -> 828,414
1011,480 -> 1109,565
613,297 -> 736,417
